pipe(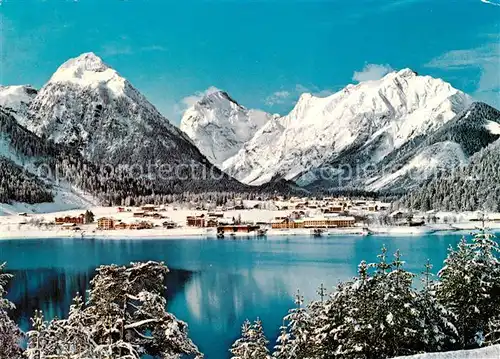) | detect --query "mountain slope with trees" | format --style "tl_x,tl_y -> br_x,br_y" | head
401,138 -> 500,211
